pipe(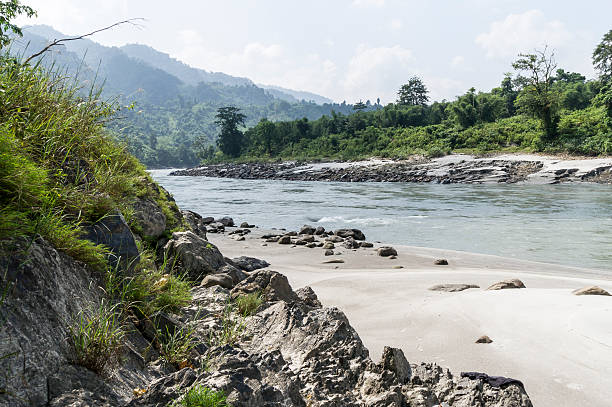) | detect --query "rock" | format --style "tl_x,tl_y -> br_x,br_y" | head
393,265 -> 404,269
216,264 -> 248,285
231,256 -> 270,272
572,286 -> 611,296
434,259 -> 449,265
278,235 -> 292,244
314,226 -> 325,235
181,210 -> 208,239
377,246 -> 398,257
299,225 -> 316,235
201,216 -> 215,224
207,222 -> 225,233
343,237 -> 361,249
306,242 -> 317,248
476,335 -> 493,344
323,259 -> 345,264
322,242 -> 335,249
334,228 -> 366,241
389,255 -> 397,259
295,239 -> 307,246
429,284 -> 480,292
487,279 -> 526,290
295,286 -> 322,308
324,249 -> 334,256
380,346 -> 411,383
285,231 -> 298,236
299,235 -> 315,243
83,210 -> 139,270
216,216 -> 234,227
325,235 -> 344,243
235,235 -> 245,241
231,270 -> 299,303
240,221 -> 254,228
163,231 -> 225,280
201,273 -> 234,289
359,241 -> 374,248
133,198 -> 167,238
